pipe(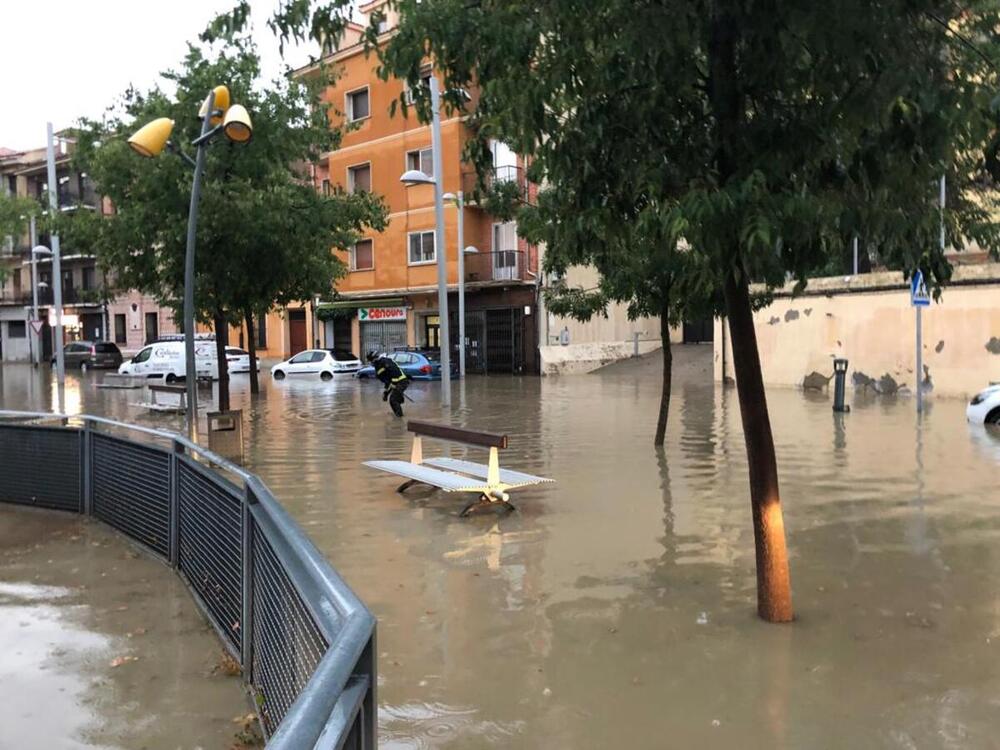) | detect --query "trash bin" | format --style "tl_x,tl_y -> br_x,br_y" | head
207,409 -> 244,463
